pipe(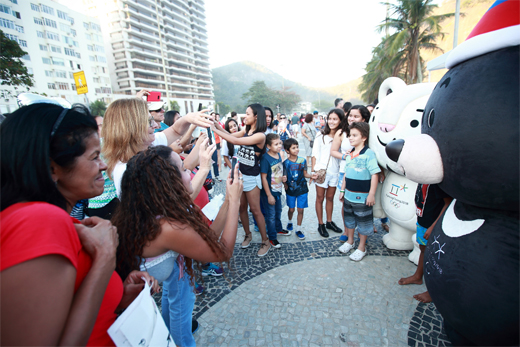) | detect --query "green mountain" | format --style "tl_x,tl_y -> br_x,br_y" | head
211,61 -> 337,111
